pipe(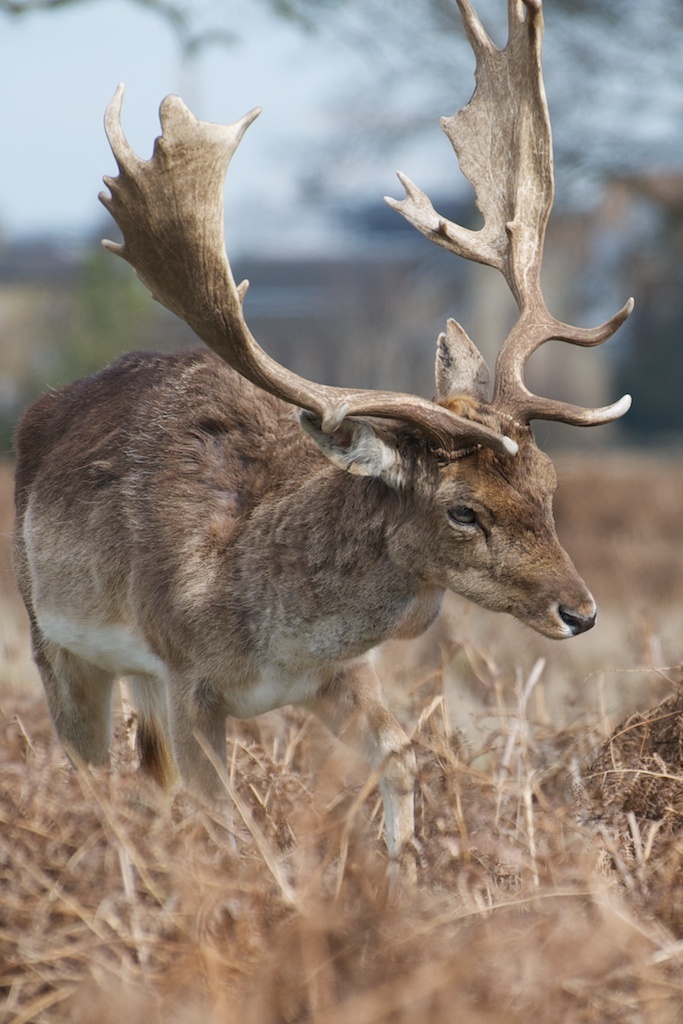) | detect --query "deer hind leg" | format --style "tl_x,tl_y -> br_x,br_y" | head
126,673 -> 178,789
304,663 -> 416,860
31,628 -> 115,766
